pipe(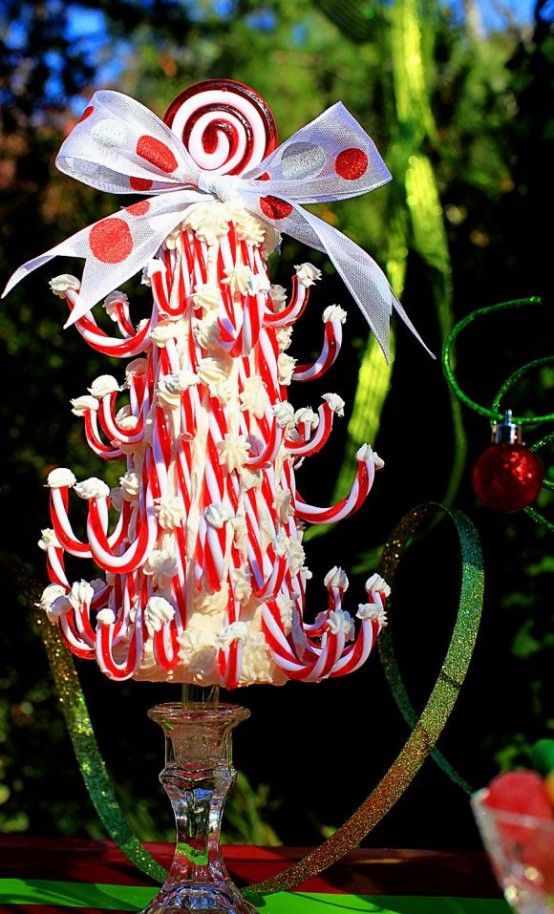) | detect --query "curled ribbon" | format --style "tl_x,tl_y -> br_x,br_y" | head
2,89 -> 429,360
